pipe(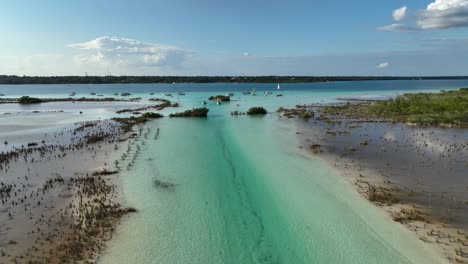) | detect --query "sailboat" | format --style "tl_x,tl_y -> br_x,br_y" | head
252,88 -> 257,96
277,83 -> 281,90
